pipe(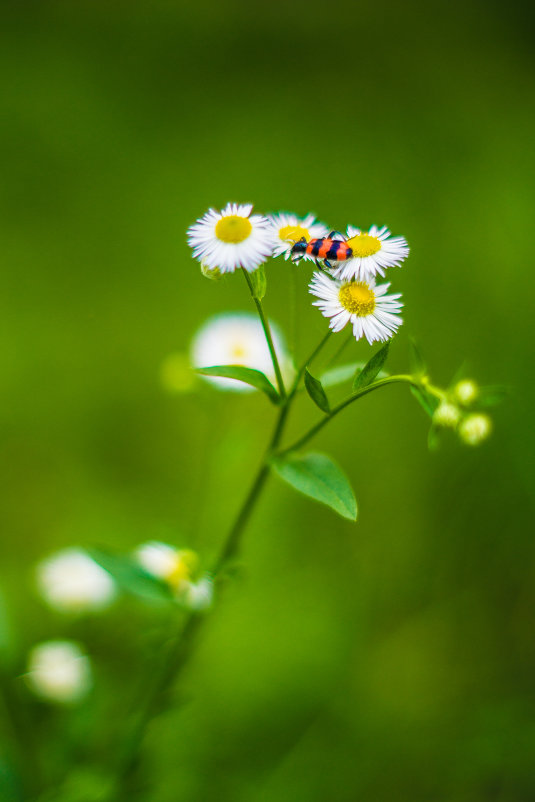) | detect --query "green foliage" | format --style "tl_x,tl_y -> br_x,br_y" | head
477,385 -> 509,407
410,384 -> 440,418
196,365 -> 280,403
248,265 -> 267,300
304,369 -> 330,413
271,452 -> 357,521
88,548 -> 175,603
353,343 -> 390,391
